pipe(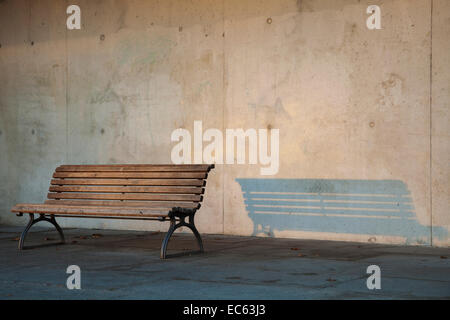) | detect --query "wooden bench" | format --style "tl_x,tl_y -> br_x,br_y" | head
12,164 -> 214,258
